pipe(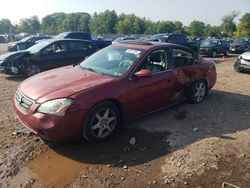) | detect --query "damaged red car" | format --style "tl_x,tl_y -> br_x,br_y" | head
13,41 -> 216,142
